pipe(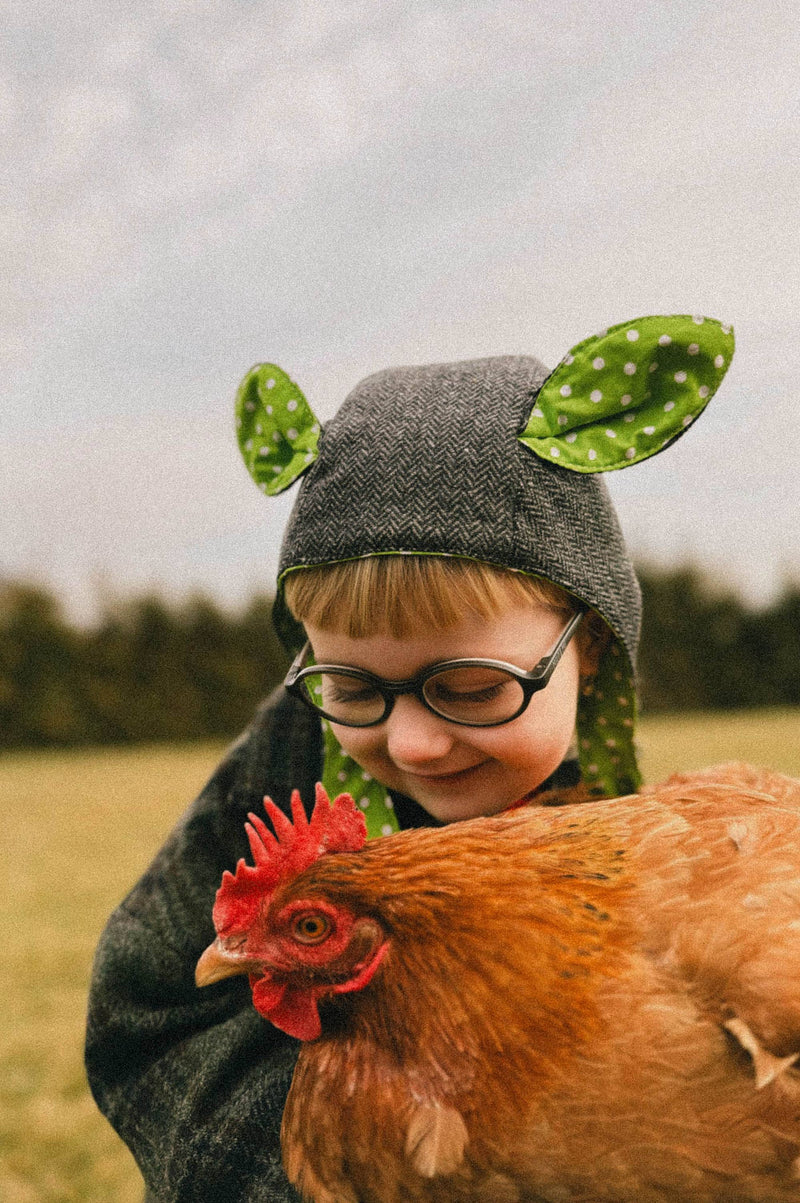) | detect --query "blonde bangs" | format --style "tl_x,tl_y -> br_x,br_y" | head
282,555 -> 575,639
